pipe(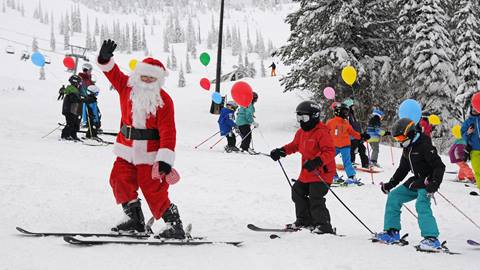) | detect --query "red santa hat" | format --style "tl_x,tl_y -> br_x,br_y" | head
134,57 -> 169,80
